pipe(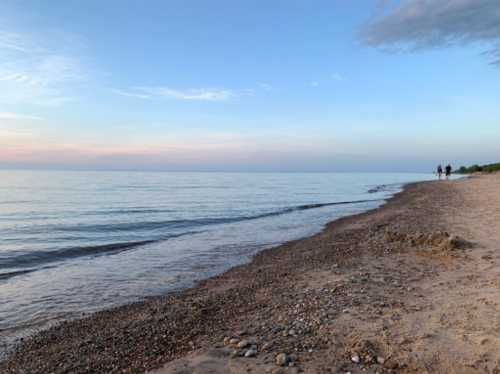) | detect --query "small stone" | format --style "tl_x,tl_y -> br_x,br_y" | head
245,348 -> 257,358
377,356 -> 385,364
223,337 -> 231,345
237,339 -> 250,348
262,342 -> 272,351
229,338 -> 240,345
351,353 -> 361,364
276,353 -> 289,366
384,359 -> 399,369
